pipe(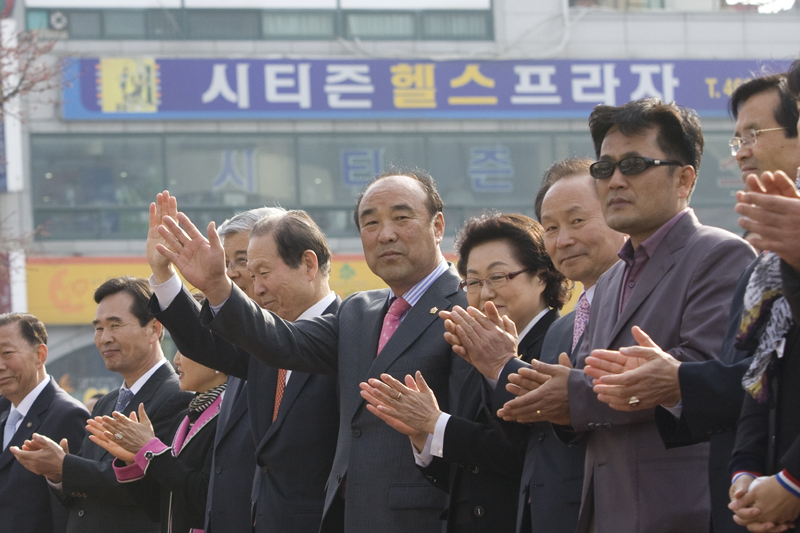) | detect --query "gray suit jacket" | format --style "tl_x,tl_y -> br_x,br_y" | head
567,210 -> 756,533
200,265 -> 470,533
